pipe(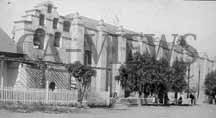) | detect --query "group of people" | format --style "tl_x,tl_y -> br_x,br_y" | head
112,91 -> 197,105
177,93 -> 196,105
